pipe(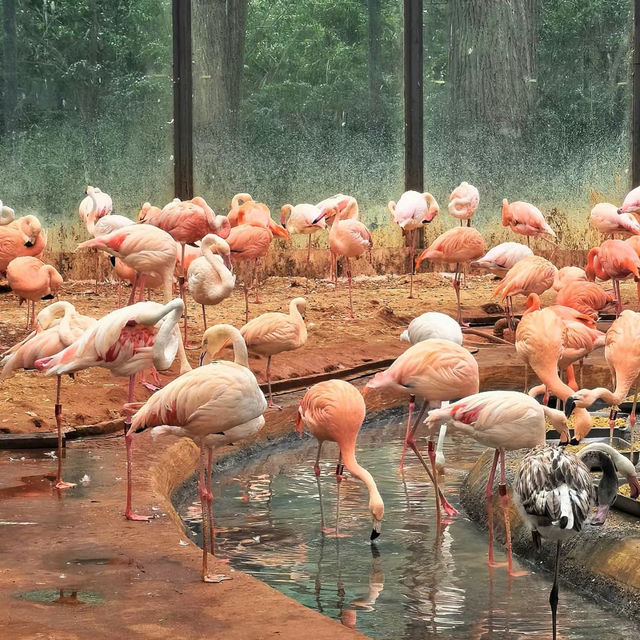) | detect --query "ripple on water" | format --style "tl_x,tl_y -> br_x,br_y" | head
180,417 -> 639,640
